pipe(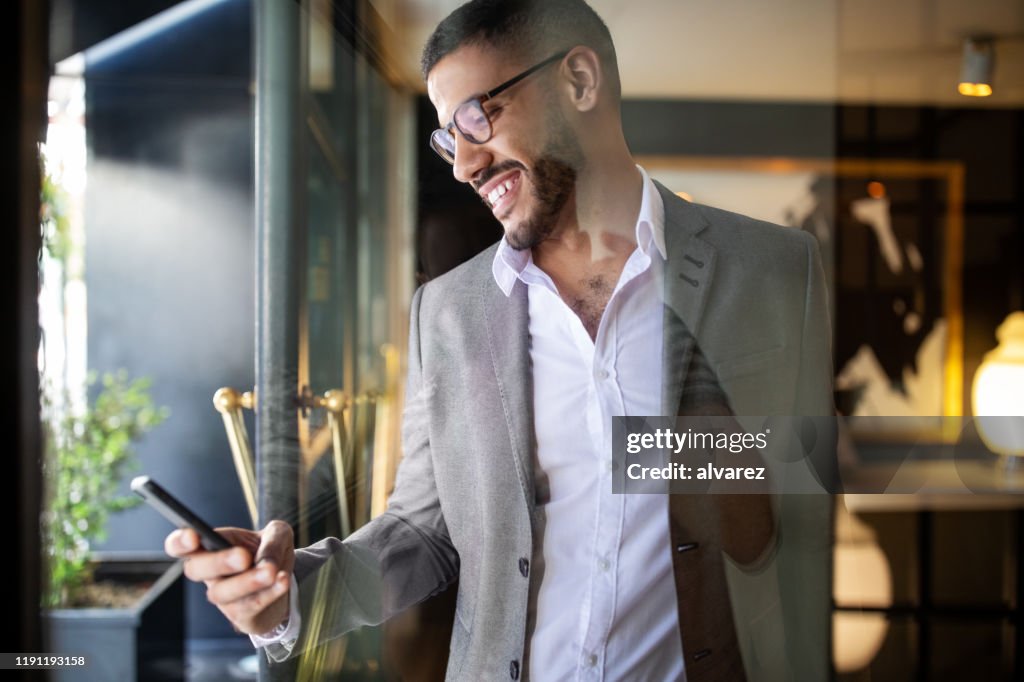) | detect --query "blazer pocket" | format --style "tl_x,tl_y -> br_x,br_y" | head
715,345 -> 786,382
